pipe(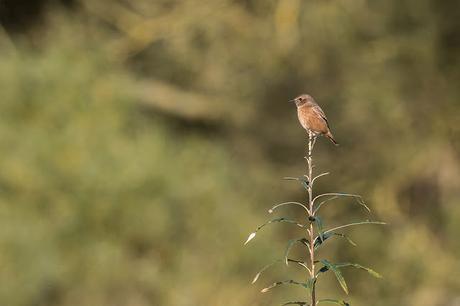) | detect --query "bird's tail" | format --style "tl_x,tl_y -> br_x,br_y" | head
326,132 -> 339,146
